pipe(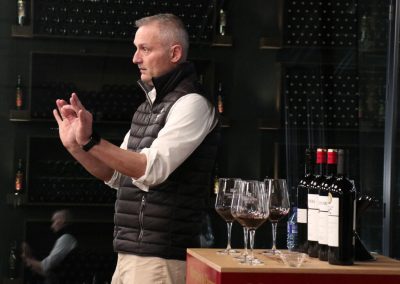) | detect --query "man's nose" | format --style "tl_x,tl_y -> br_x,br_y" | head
132,51 -> 141,64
